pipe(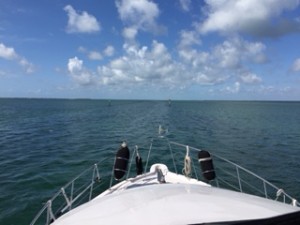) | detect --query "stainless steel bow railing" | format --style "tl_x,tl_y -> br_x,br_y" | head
29,163 -> 102,225
30,136 -> 299,225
